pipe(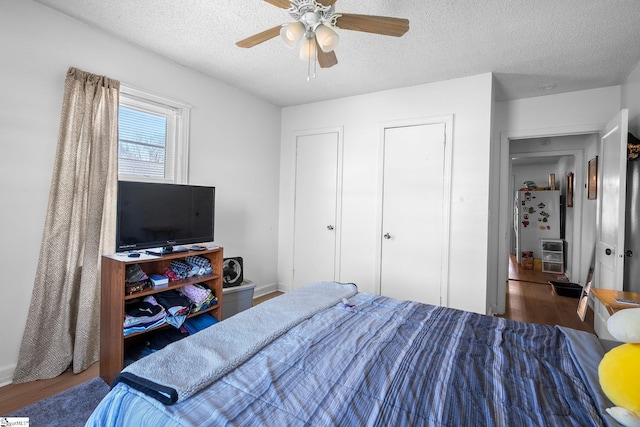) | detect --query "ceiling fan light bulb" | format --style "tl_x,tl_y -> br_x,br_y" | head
314,24 -> 339,53
280,21 -> 305,48
299,36 -> 317,60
